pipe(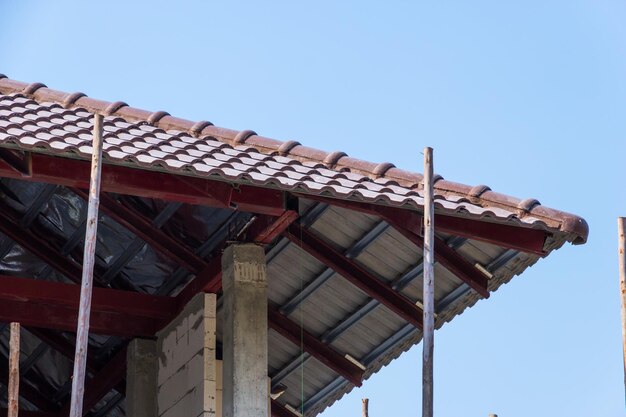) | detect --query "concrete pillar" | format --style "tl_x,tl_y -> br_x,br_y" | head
126,339 -> 158,417
222,244 -> 268,417
156,292 -> 217,417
